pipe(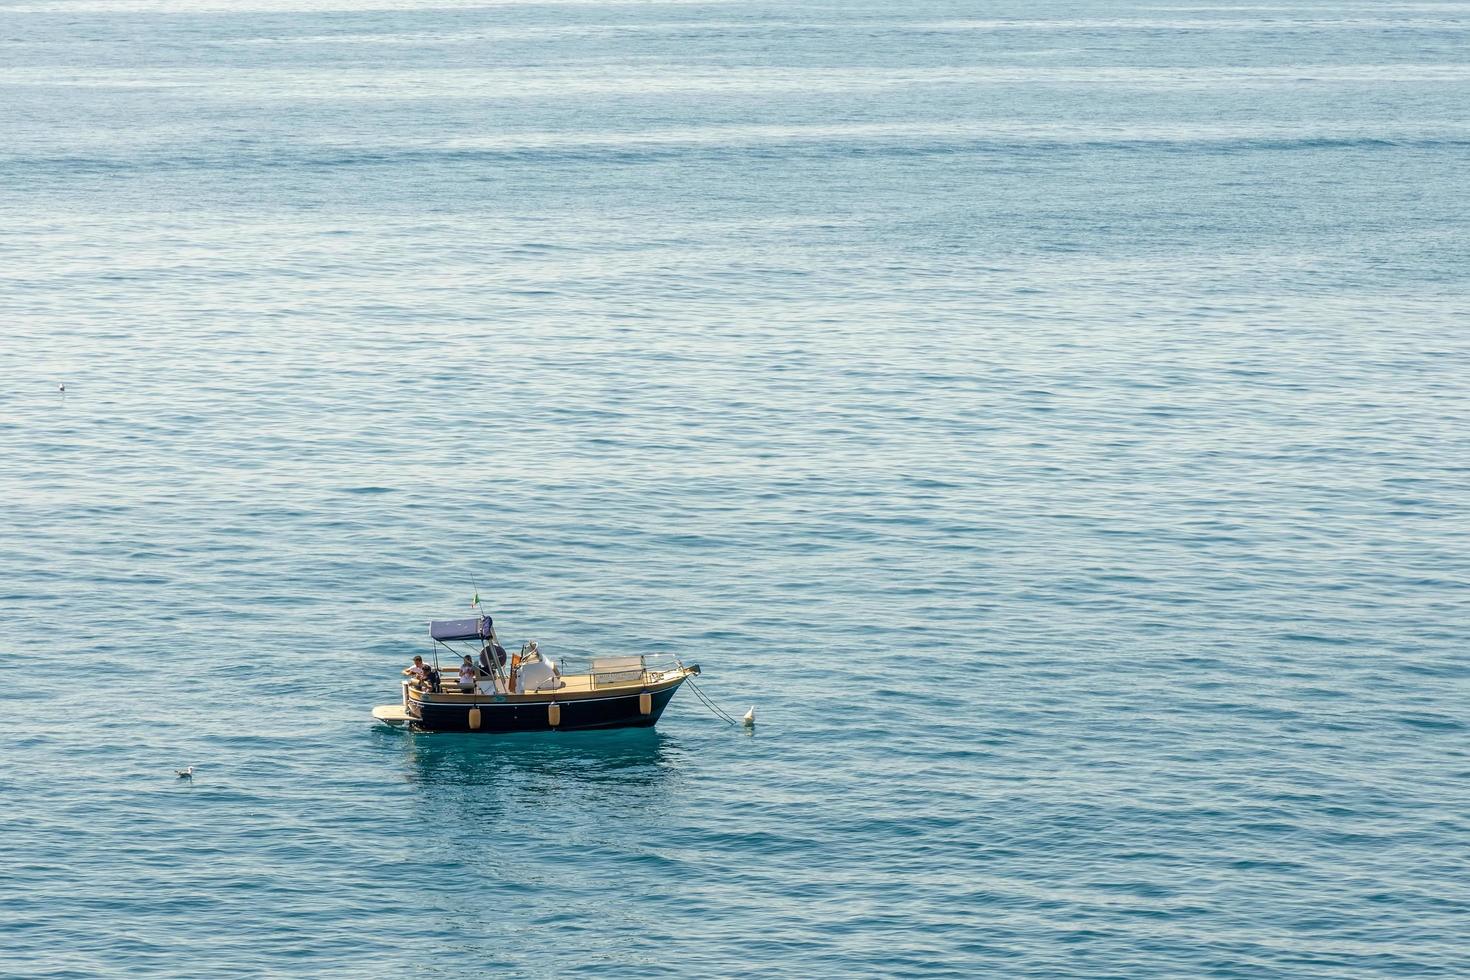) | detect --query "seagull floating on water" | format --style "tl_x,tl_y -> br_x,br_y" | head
742,706 -> 756,727
58,384 -> 65,393
175,766 -> 195,778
